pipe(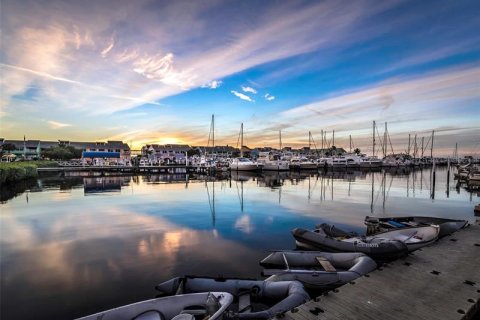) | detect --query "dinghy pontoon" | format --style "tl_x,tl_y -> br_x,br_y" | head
260,251 -> 377,289
156,276 -> 309,319
75,292 -> 233,320
364,216 -> 468,237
